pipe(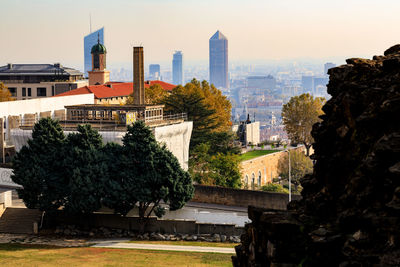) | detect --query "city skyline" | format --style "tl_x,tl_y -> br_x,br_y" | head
2,0 -> 400,69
